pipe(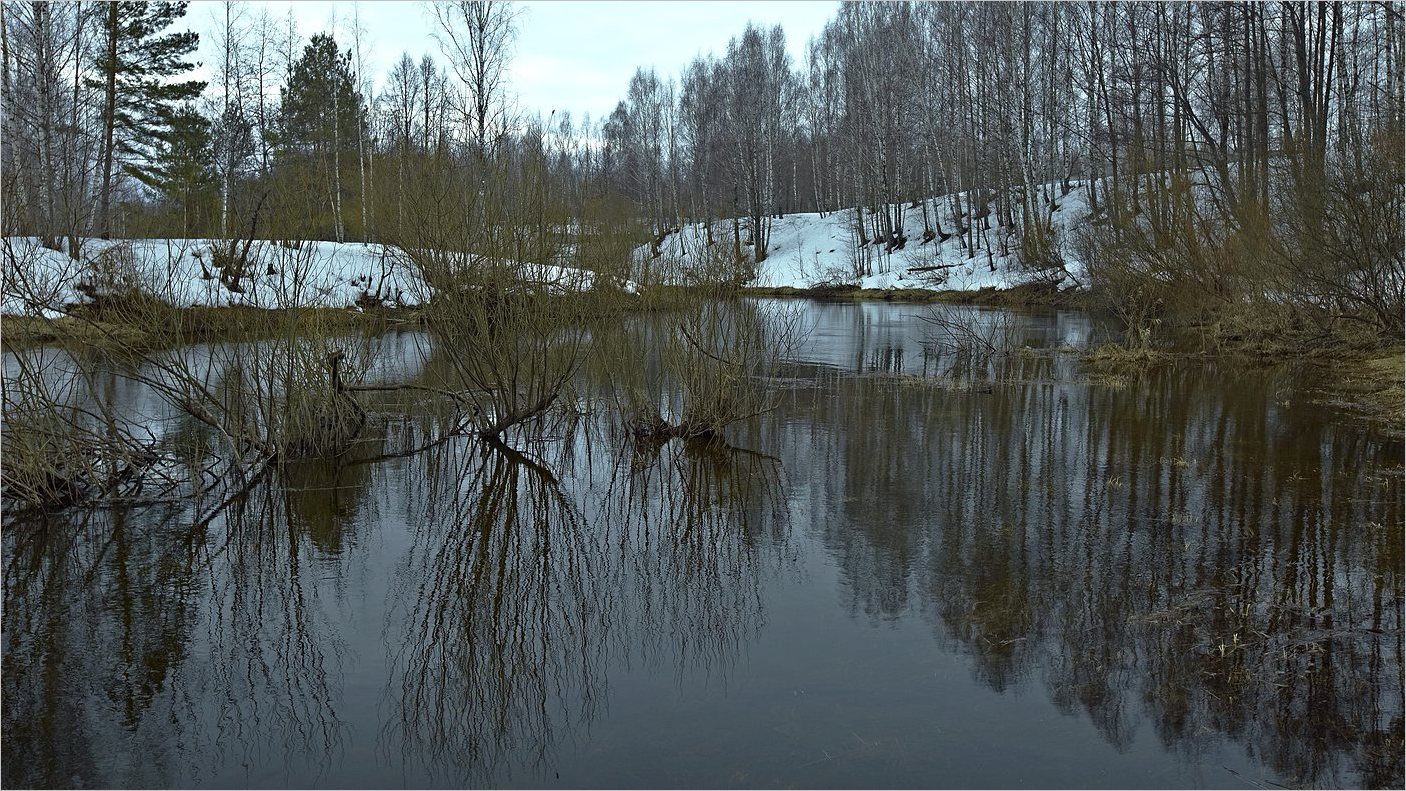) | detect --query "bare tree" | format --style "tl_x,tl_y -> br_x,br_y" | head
429,0 -> 519,159
2,2 -> 100,254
